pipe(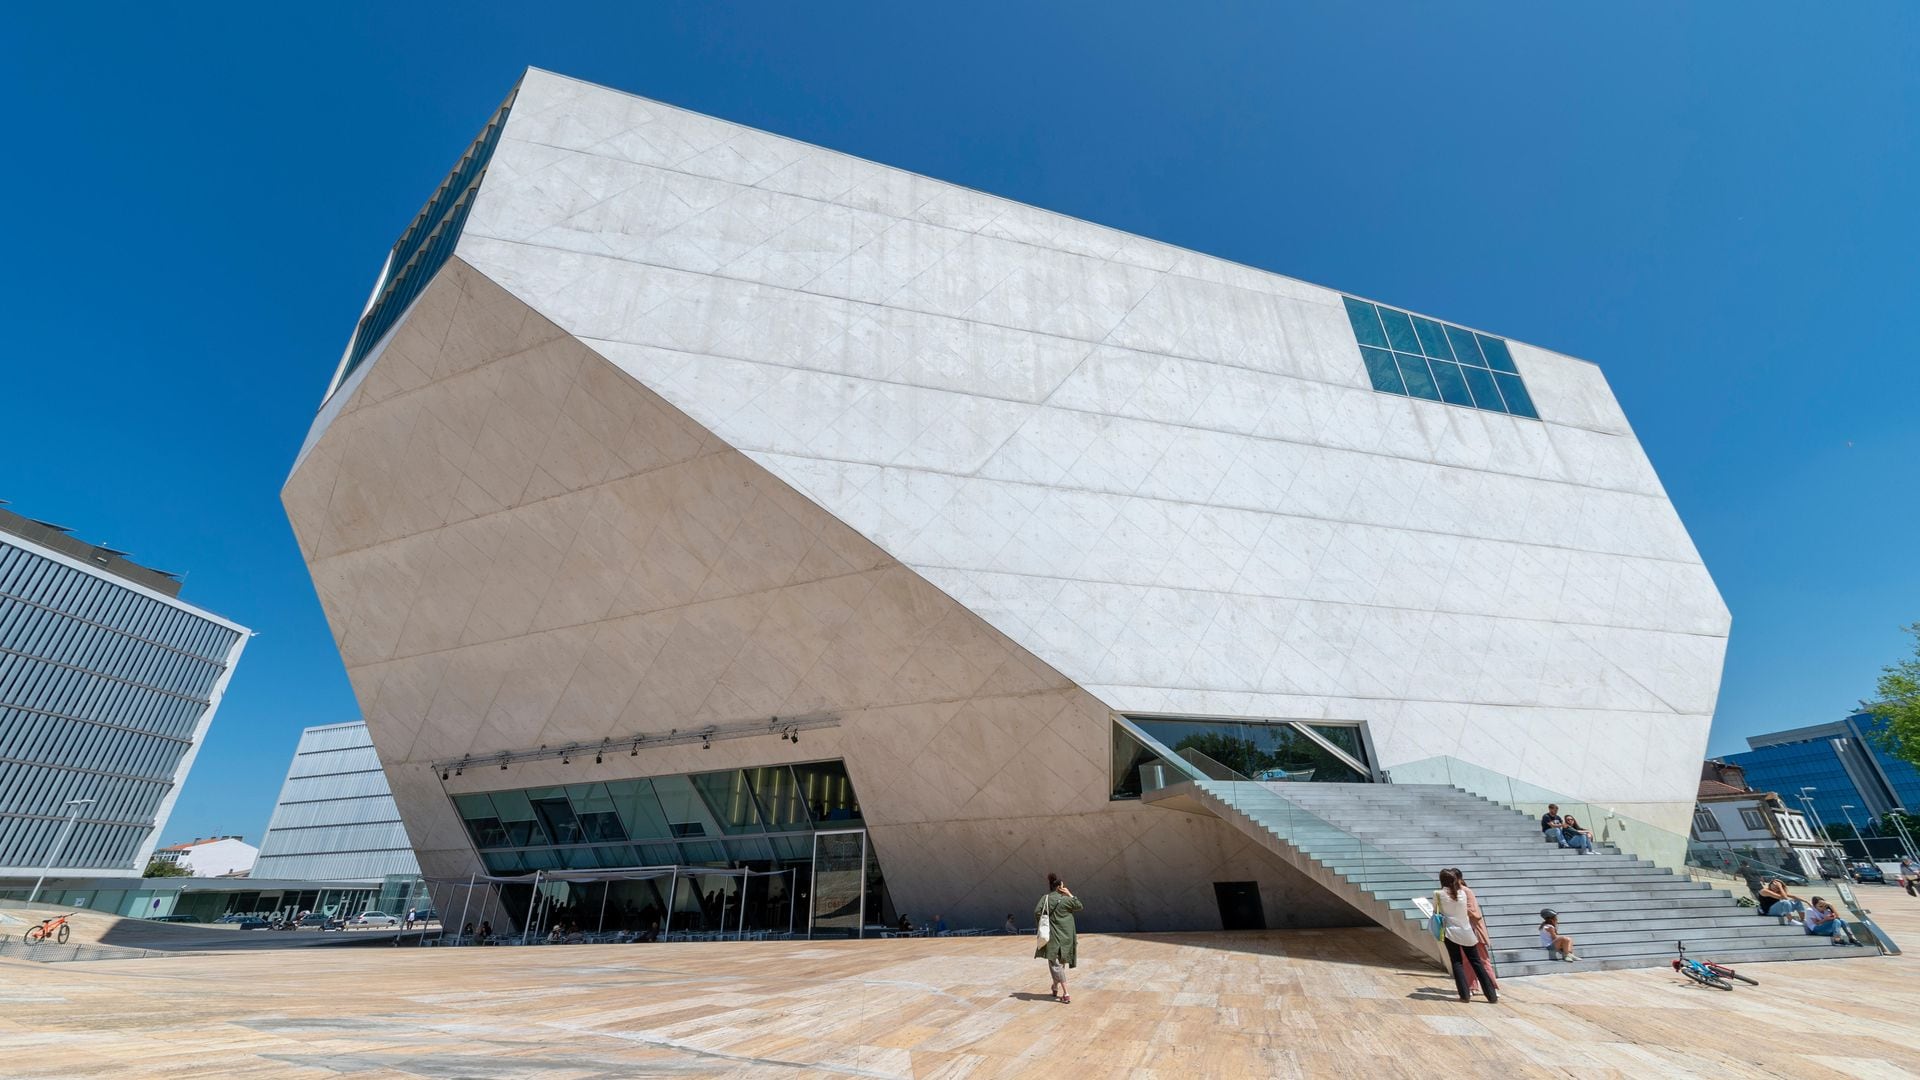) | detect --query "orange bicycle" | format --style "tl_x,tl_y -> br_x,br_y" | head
23,913 -> 73,945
